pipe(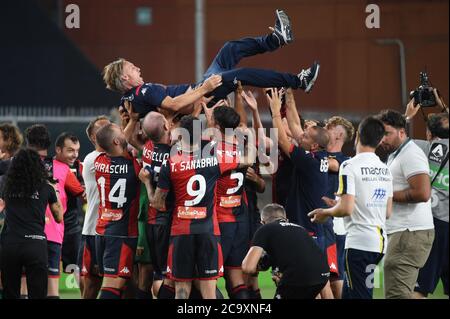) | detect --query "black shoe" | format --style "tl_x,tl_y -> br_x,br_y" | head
298,62 -> 320,93
273,9 -> 293,46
